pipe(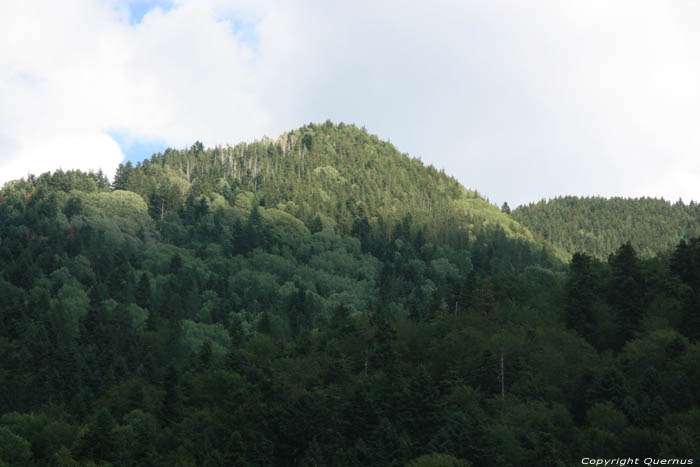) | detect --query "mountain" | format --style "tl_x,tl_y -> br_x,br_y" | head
513,195 -> 700,259
0,121 -> 560,377
111,121 -> 560,271
113,121 -> 540,246
1,122 -> 698,466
